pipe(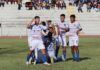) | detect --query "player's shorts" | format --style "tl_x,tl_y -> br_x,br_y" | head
69,37 -> 79,47
30,39 -> 45,51
58,35 -> 67,47
48,50 -> 55,58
